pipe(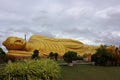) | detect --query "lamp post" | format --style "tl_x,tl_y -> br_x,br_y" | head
25,34 -> 26,41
